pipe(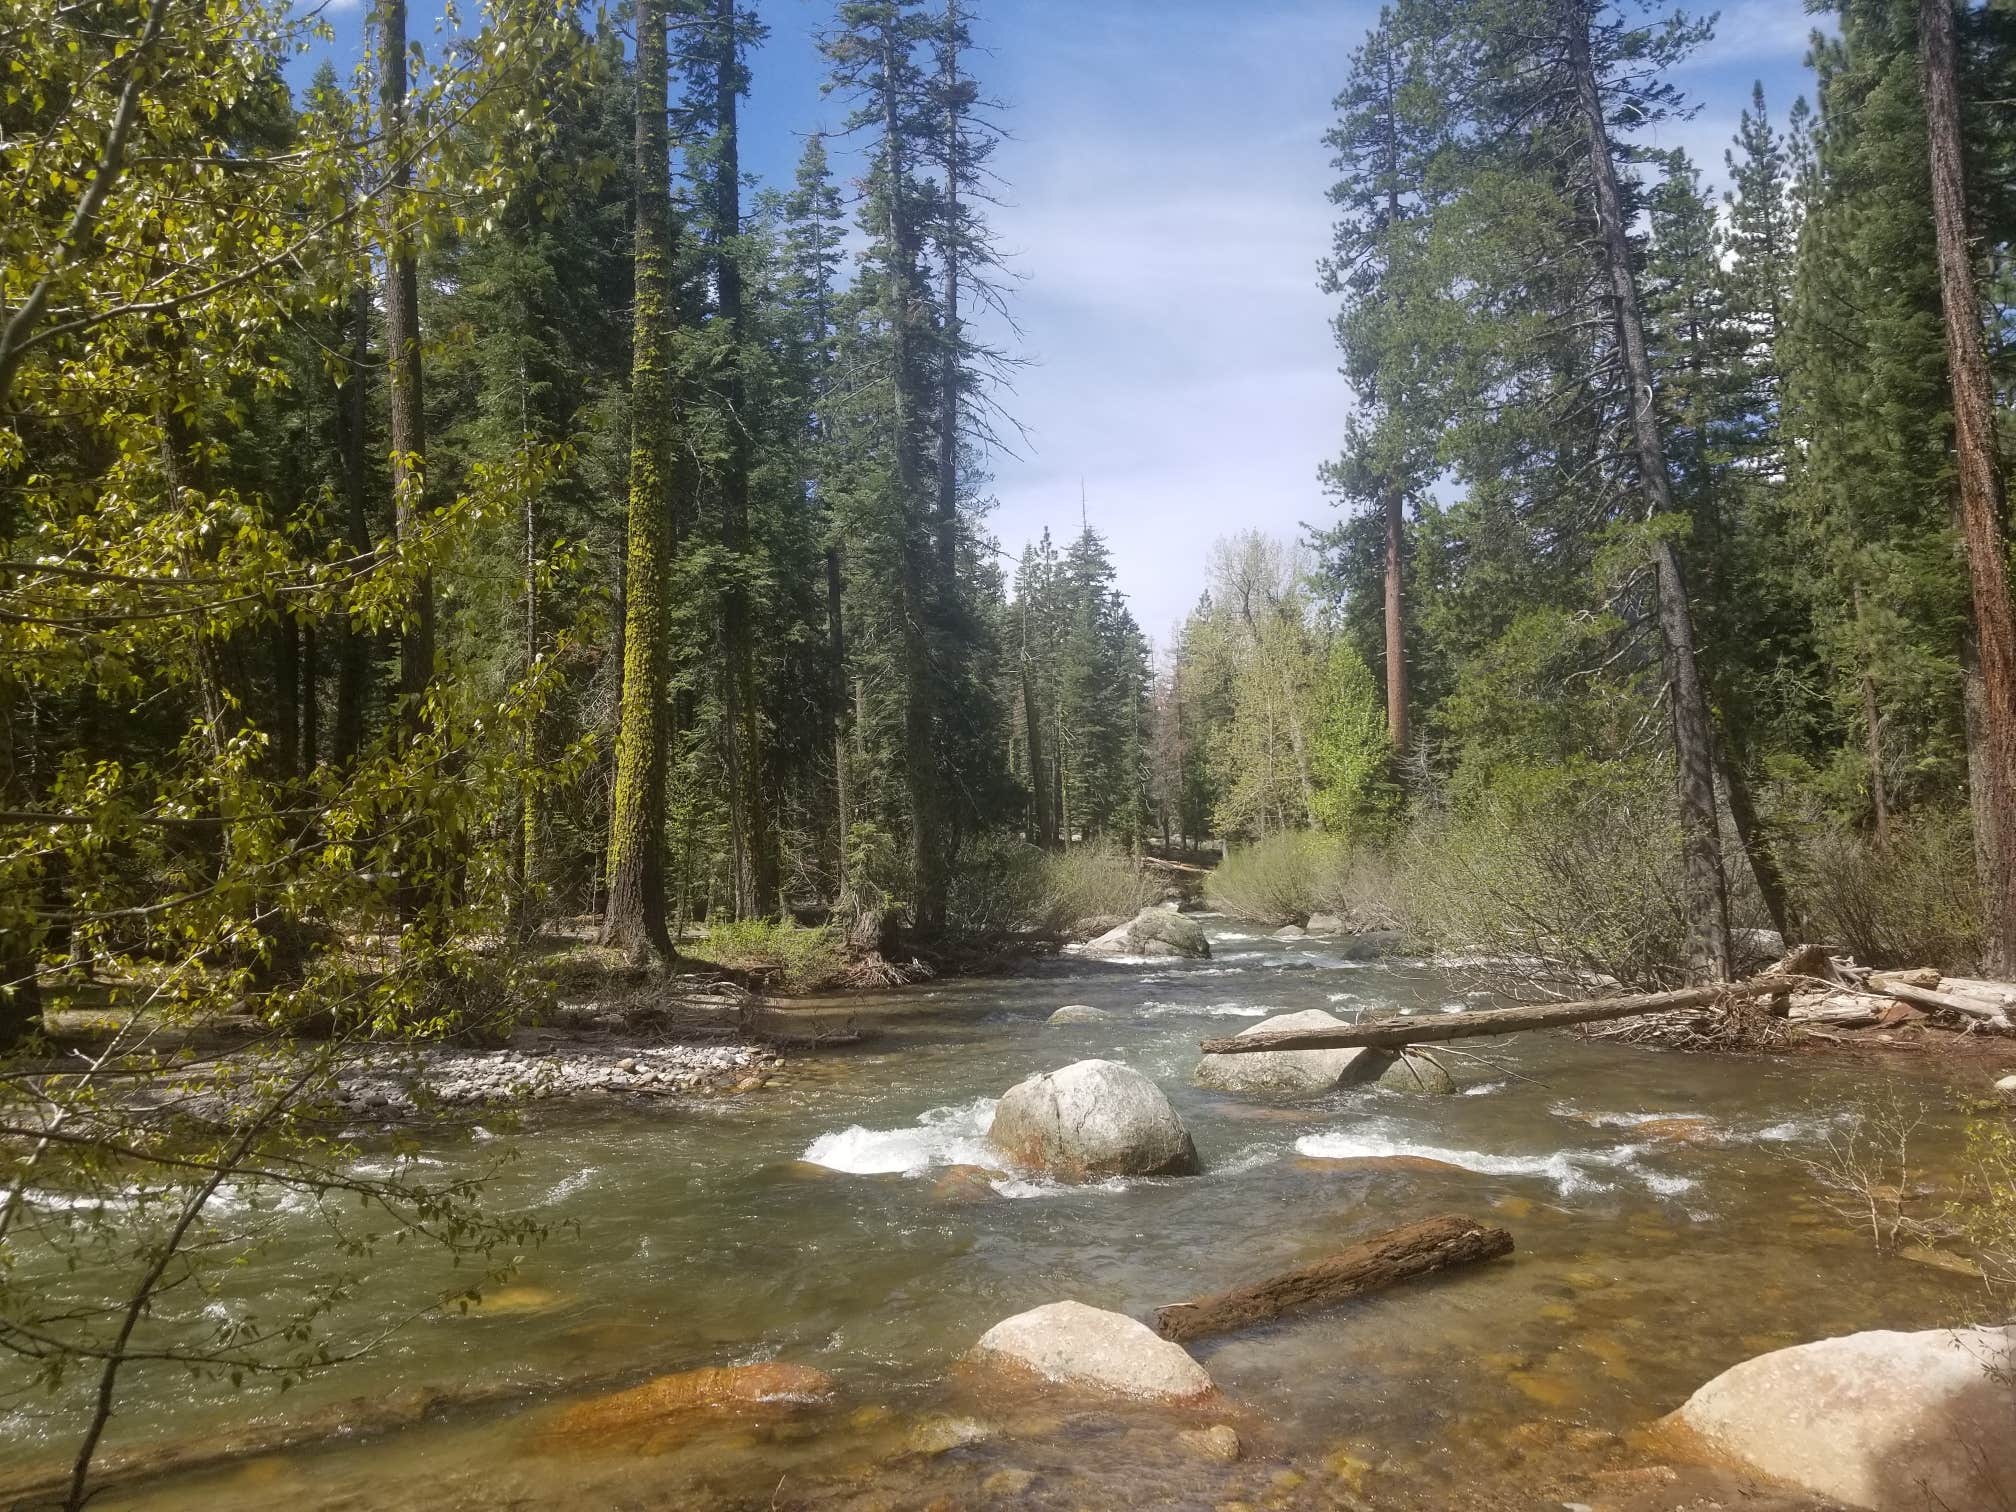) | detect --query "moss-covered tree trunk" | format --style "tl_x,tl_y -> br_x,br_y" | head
602,0 -> 676,963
